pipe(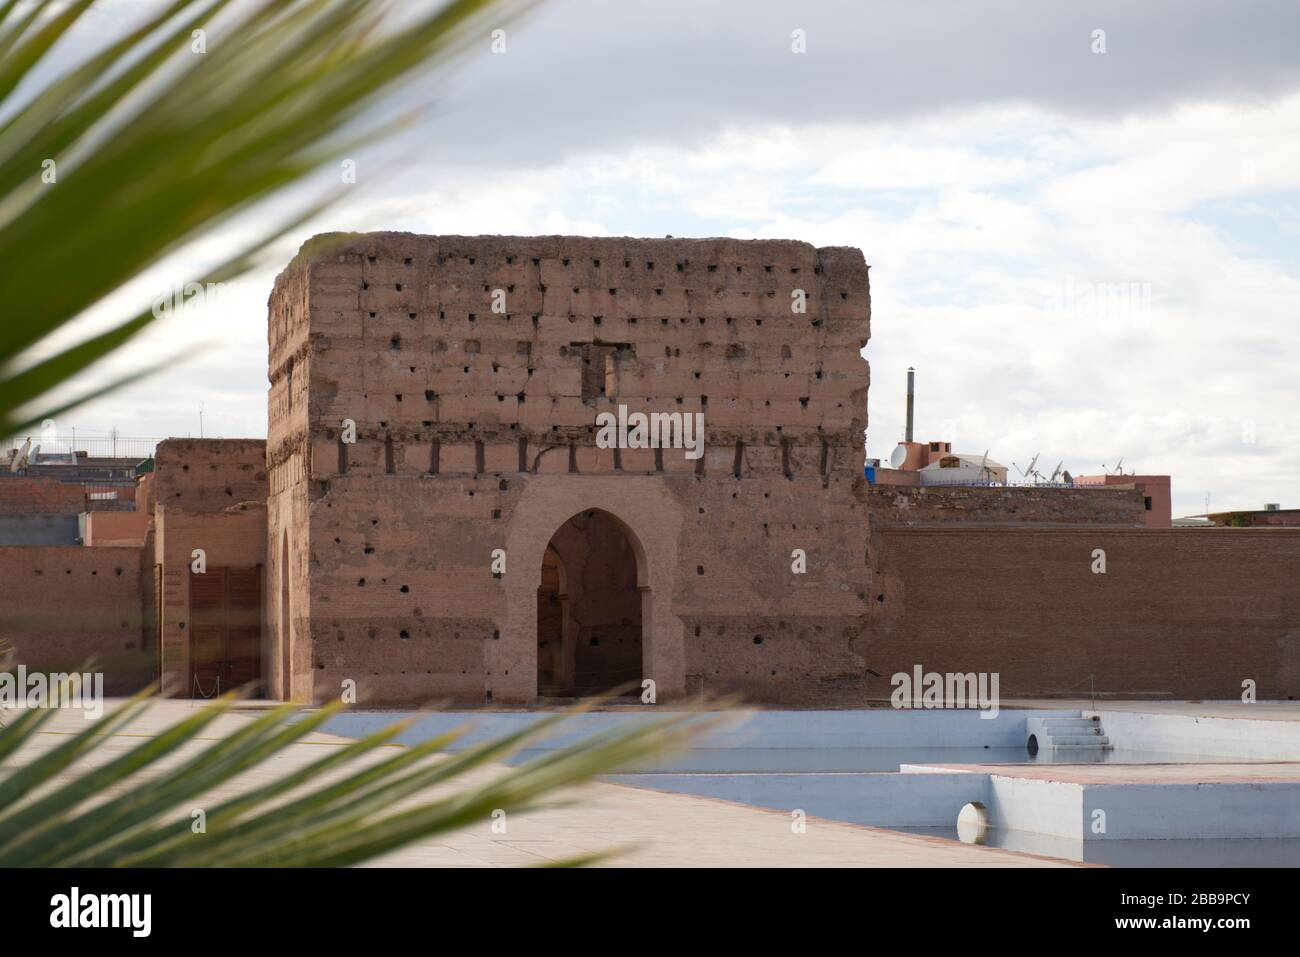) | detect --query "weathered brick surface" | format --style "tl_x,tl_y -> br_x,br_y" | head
0,545 -> 149,693
152,438 -> 267,511
868,485 -> 1147,528
0,477 -> 85,516
267,233 -> 872,704
151,441 -> 269,697
867,528 -> 1300,701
